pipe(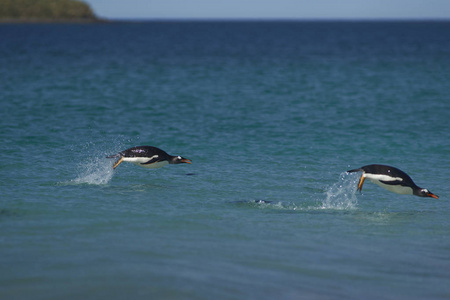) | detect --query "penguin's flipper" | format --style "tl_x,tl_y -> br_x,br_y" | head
141,155 -> 160,165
